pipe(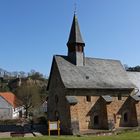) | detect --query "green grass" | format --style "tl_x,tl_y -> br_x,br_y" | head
1,131 -> 140,140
